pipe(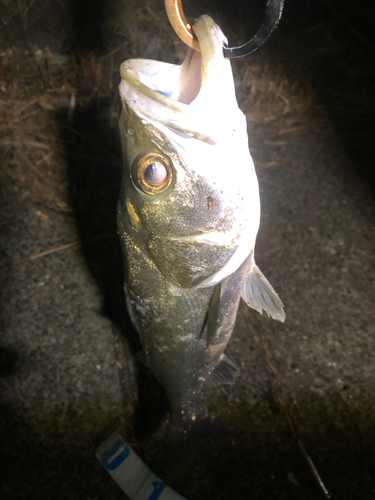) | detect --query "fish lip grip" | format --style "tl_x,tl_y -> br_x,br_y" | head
164,0 -> 285,58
